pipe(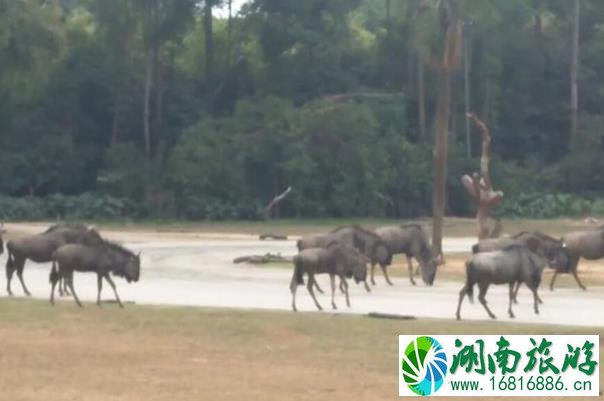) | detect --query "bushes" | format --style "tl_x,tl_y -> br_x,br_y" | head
496,192 -> 594,218
0,193 -> 142,221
